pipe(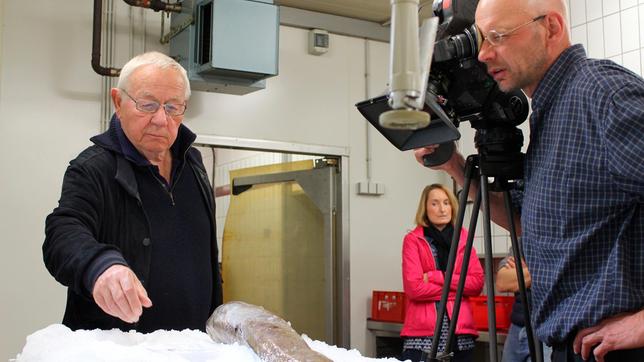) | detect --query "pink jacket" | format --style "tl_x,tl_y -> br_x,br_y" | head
401,226 -> 484,337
